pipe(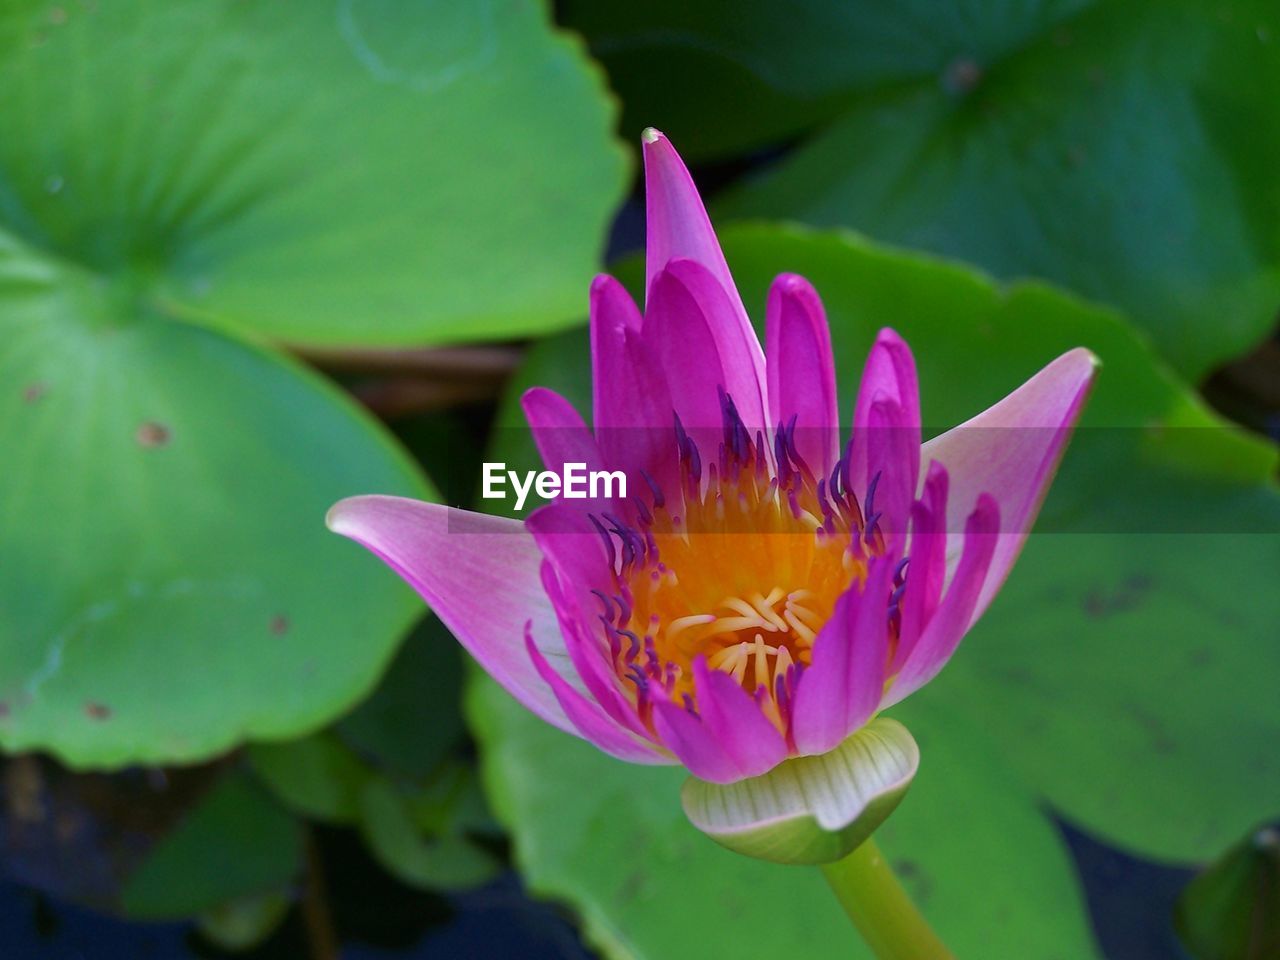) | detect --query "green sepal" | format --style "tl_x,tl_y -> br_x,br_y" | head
1176,825 -> 1280,960
680,718 -> 919,865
